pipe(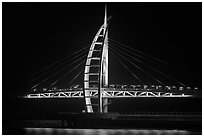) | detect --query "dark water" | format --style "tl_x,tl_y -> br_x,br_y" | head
23,128 -> 199,135
3,97 -> 201,135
